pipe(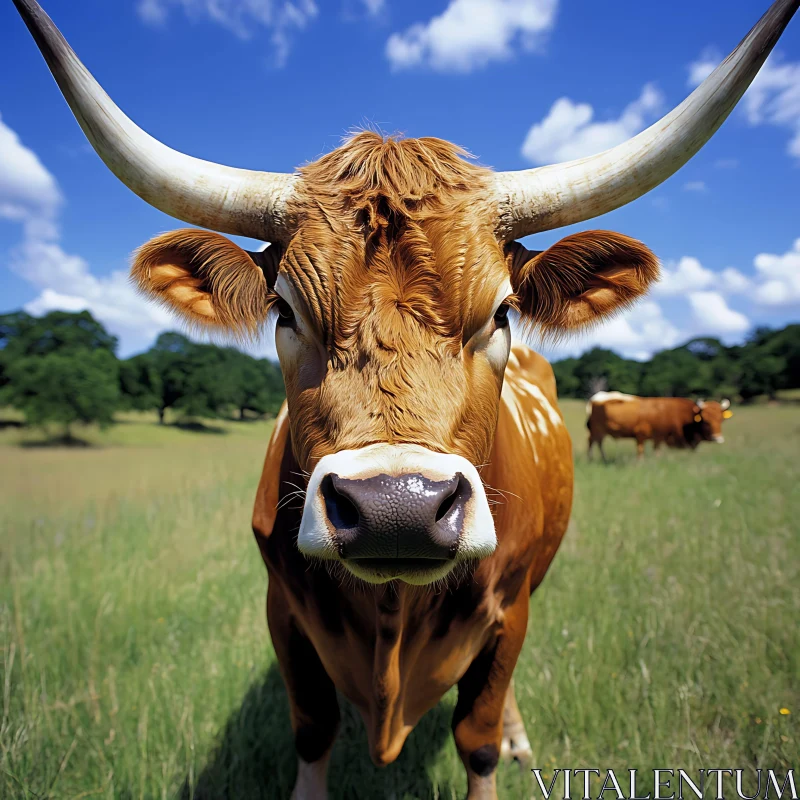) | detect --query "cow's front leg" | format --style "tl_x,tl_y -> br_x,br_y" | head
500,678 -> 533,766
452,600 -> 528,800
267,583 -> 340,800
